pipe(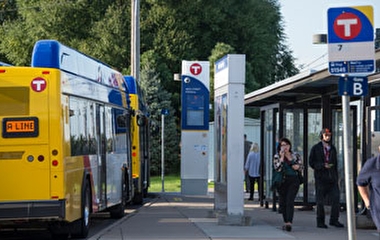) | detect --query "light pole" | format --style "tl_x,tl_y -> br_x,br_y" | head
131,0 -> 140,82
161,108 -> 169,192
